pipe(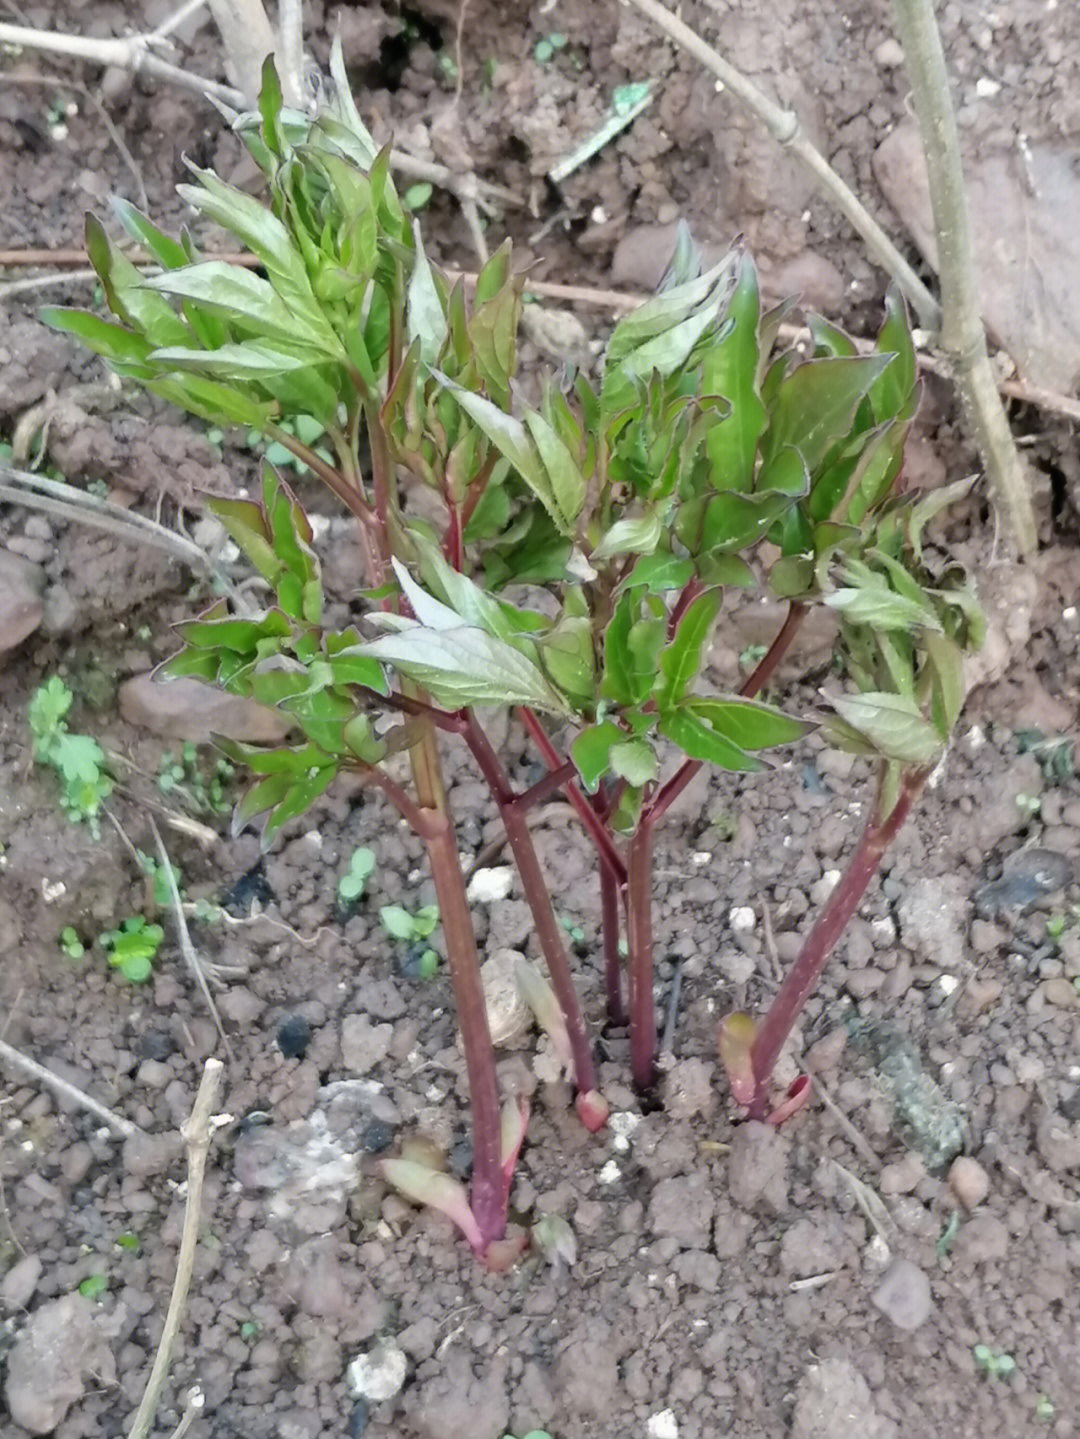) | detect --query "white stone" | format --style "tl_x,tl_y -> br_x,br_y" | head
647,1409 -> 679,1439
466,866 -> 514,903
598,1159 -> 621,1185
938,974 -> 959,995
346,1342 -> 407,1403
729,906 -> 756,932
